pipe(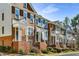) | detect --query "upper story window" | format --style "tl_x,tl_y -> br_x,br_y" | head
35,17 -> 38,24
2,13 -> 4,21
15,8 -> 20,19
23,10 -> 27,20
12,6 -> 15,14
43,20 -> 45,24
2,26 -> 4,34
20,9 -> 23,16
36,19 -> 38,24
30,14 -> 34,23
23,3 -> 27,8
38,18 -> 41,23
